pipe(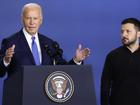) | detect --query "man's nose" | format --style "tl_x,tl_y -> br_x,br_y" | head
122,31 -> 127,37
29,18 -> 34,25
